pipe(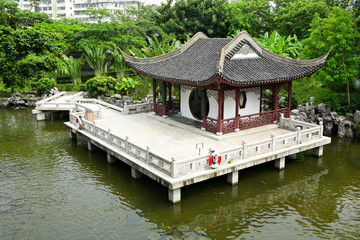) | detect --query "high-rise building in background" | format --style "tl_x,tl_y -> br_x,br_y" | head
7,0 -> 142,22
